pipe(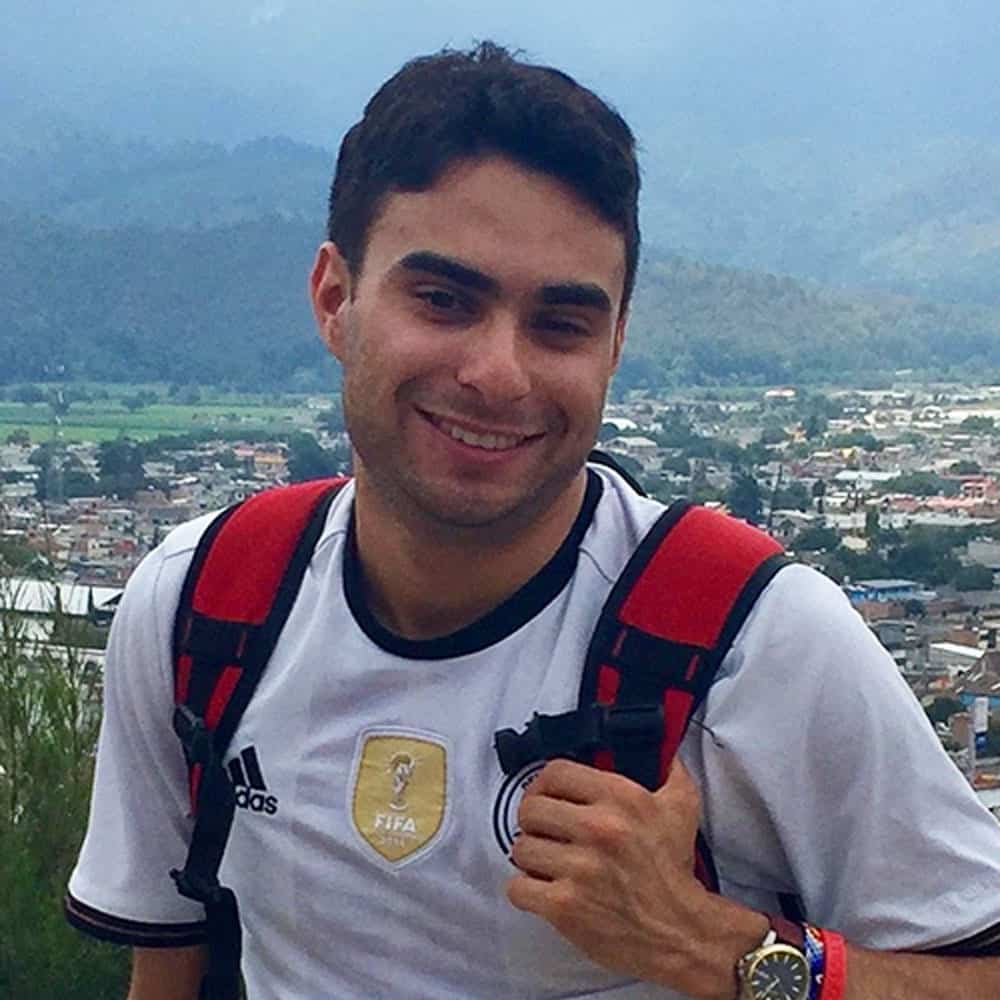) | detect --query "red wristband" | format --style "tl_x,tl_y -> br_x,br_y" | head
817,929 -> 847,1000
